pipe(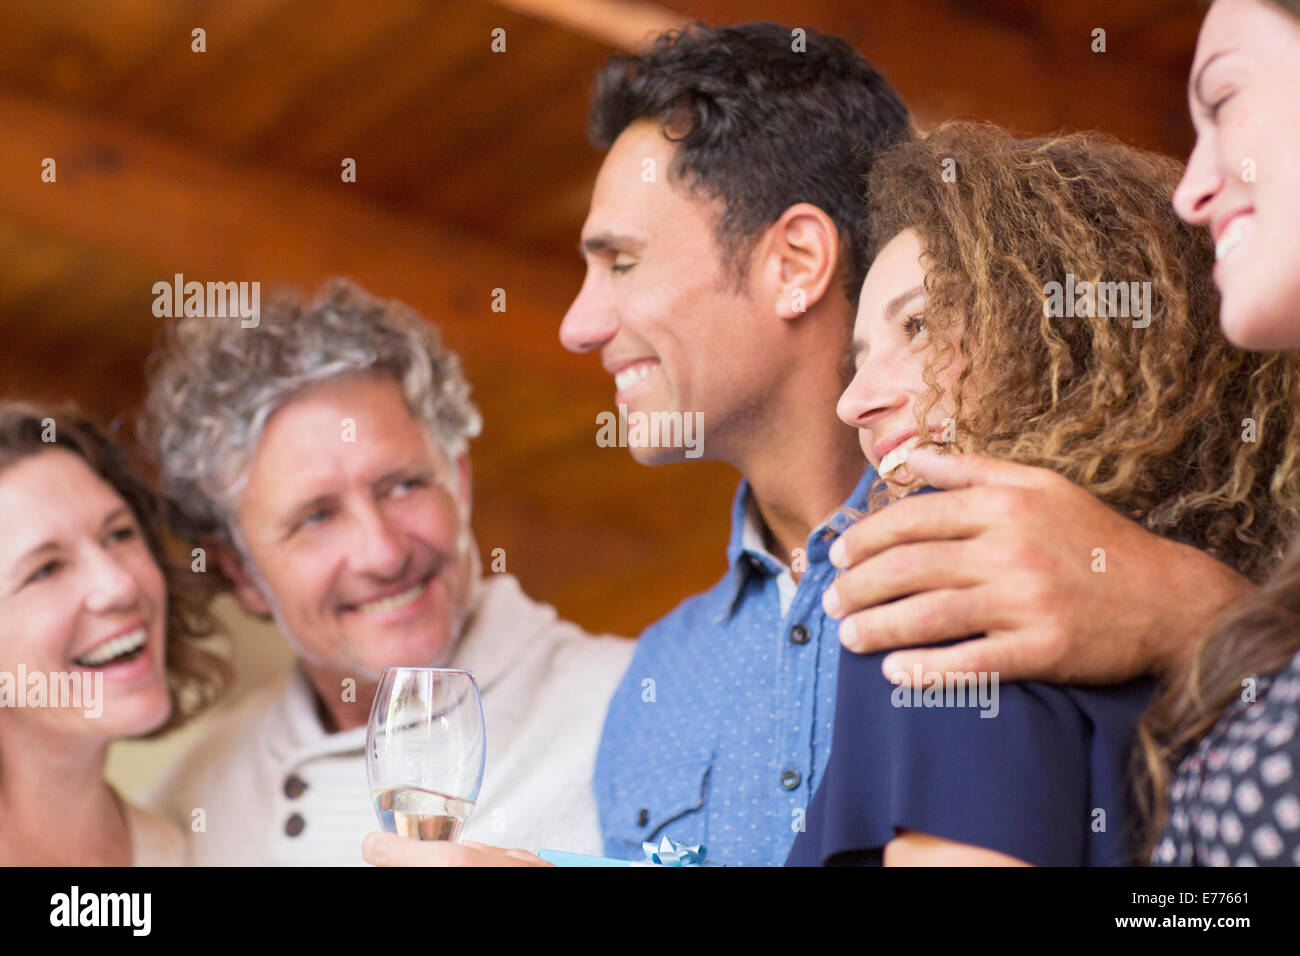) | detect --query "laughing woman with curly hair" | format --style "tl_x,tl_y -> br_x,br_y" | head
785,121 -> 1300,866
